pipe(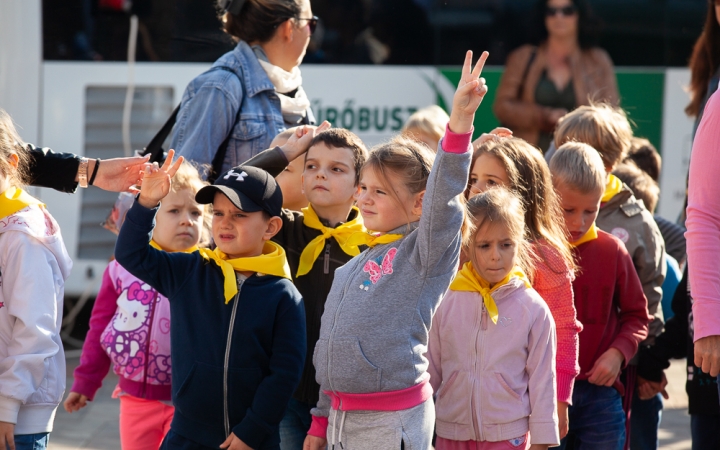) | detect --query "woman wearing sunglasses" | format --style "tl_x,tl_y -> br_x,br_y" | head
171,0 -> 318,177
493,0 -> 618,153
